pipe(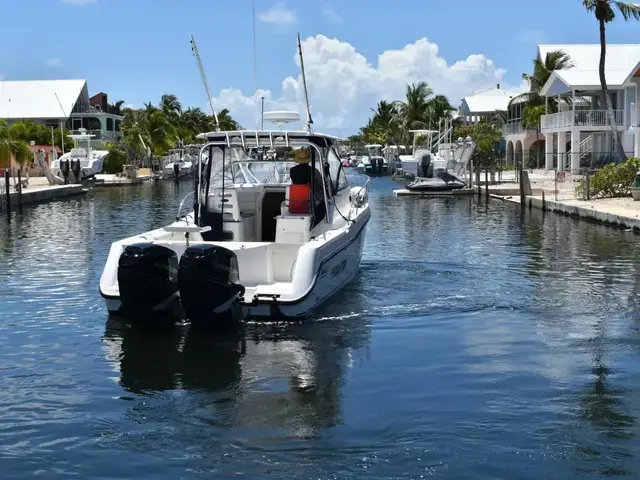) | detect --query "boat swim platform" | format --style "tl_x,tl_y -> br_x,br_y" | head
393,188 -> 475,197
